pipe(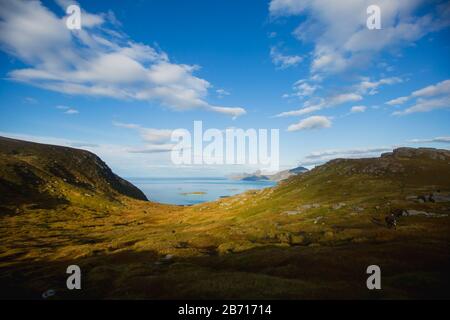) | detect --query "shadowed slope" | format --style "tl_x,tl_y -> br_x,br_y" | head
0,136 -> 147,213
